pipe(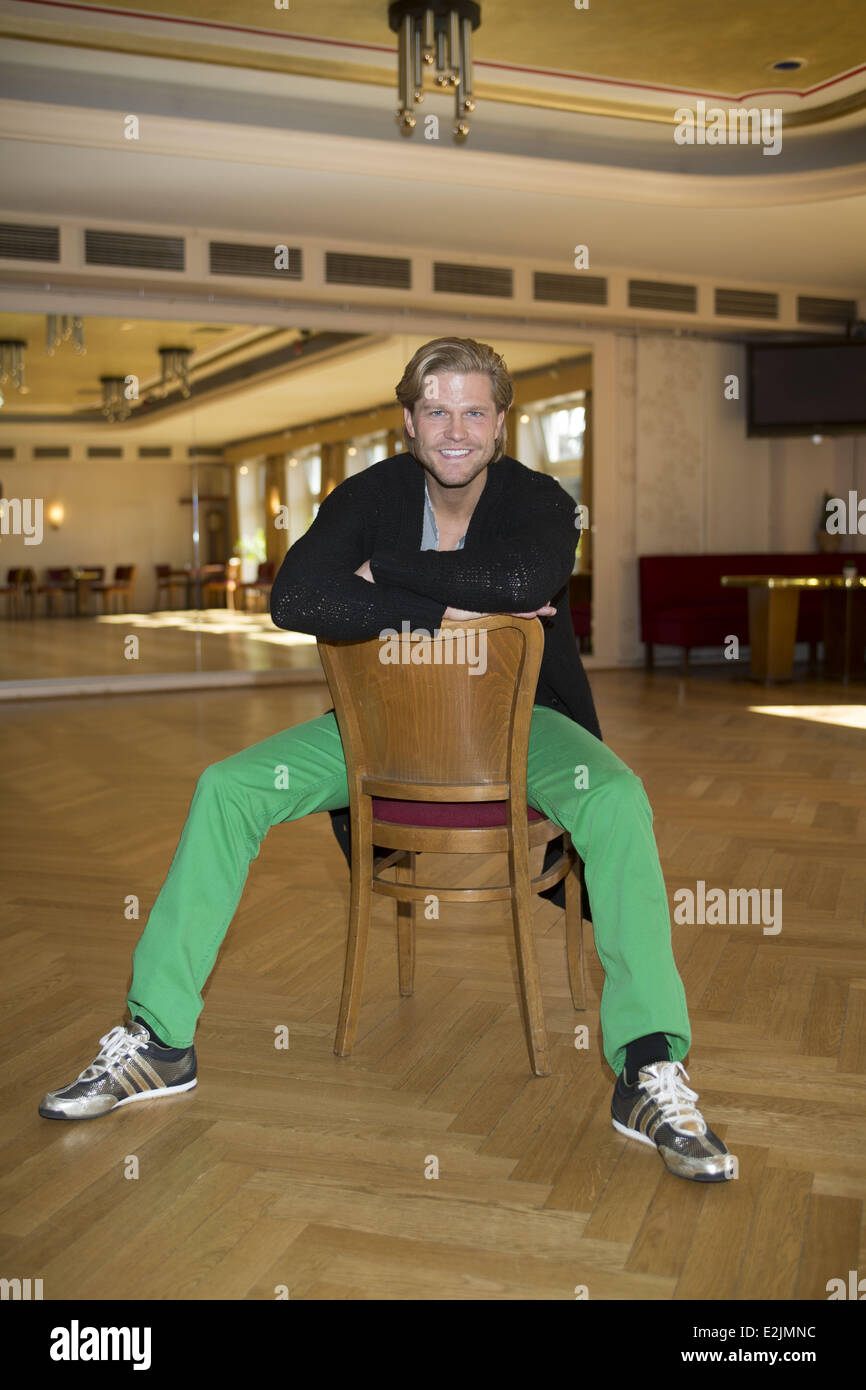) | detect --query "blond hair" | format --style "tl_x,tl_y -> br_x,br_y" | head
395,336 -> 514,463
